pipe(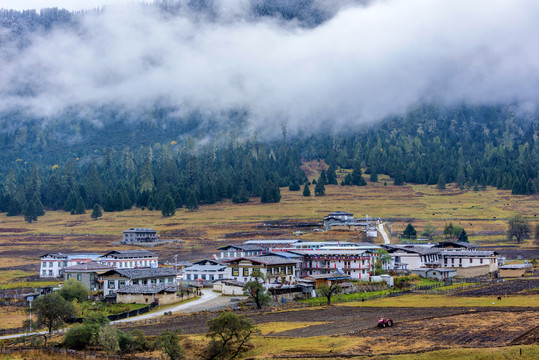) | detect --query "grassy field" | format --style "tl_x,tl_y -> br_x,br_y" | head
337,294 -> 539,307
